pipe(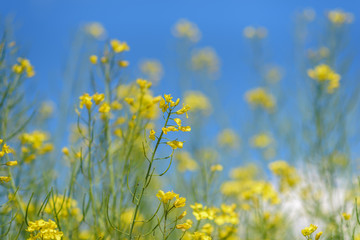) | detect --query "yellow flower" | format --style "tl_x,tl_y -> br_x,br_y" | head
174,197 -> 186,208
217,129 -> 240,149
118,60 -> 129,67
342,212 -> 351,220
191,47 -> 219,75
175,151 -> 198,172
167,140 -> 184,150
124,97 -> 134,105
301,224 -> 318,237
26,219 -> 63,240
156,190 -> 179,204
140,59 -> 163,83
149,129 -> 156,141
178,211 -> 187,219
245,88 -> 275,110
84,22 -> 106,39
92,93 -> 105,105
12,58 -> 35,77
62,147 -> 69,156
183,91 -> 211,116
328,9 -> 353,25
110,39 -> 130,53
99,102 -> 111,113
136,78 -> 152,90
79,93 -> 93,110
307,64 -> 341,93
111,101 -> 123,110
175,104 -> 191,118
211,164 -> 223,172
2,144 -> 13,154
172,19 -> 201,42
0,176 -> 11,183
176,219 -> 193,231
6,161 -> 17,166
251,133 -> 272,148
89,55 -> 98,64
159,97 -> 169,112
162,126 -> 178,134
315,231 -> 323,240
